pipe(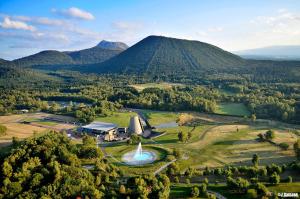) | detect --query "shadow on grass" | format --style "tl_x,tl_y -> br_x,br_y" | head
213,139 -> 254,145
154,139 -> 178,144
